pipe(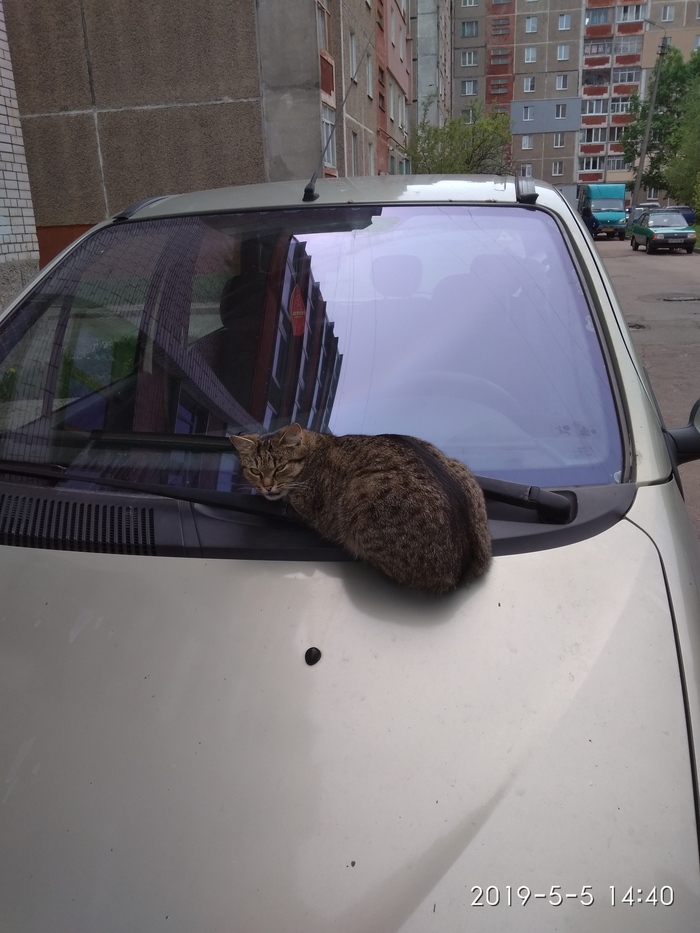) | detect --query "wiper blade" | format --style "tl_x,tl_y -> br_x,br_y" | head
475,474 -> 576,524
54,428 -> 234,453
0,459 -> 300,523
